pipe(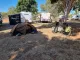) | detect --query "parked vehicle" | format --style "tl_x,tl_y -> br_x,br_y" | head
40,13 -> 52,23
0,13 -> 2,25
8,12 -> 32,25
72,15 -> 80,20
